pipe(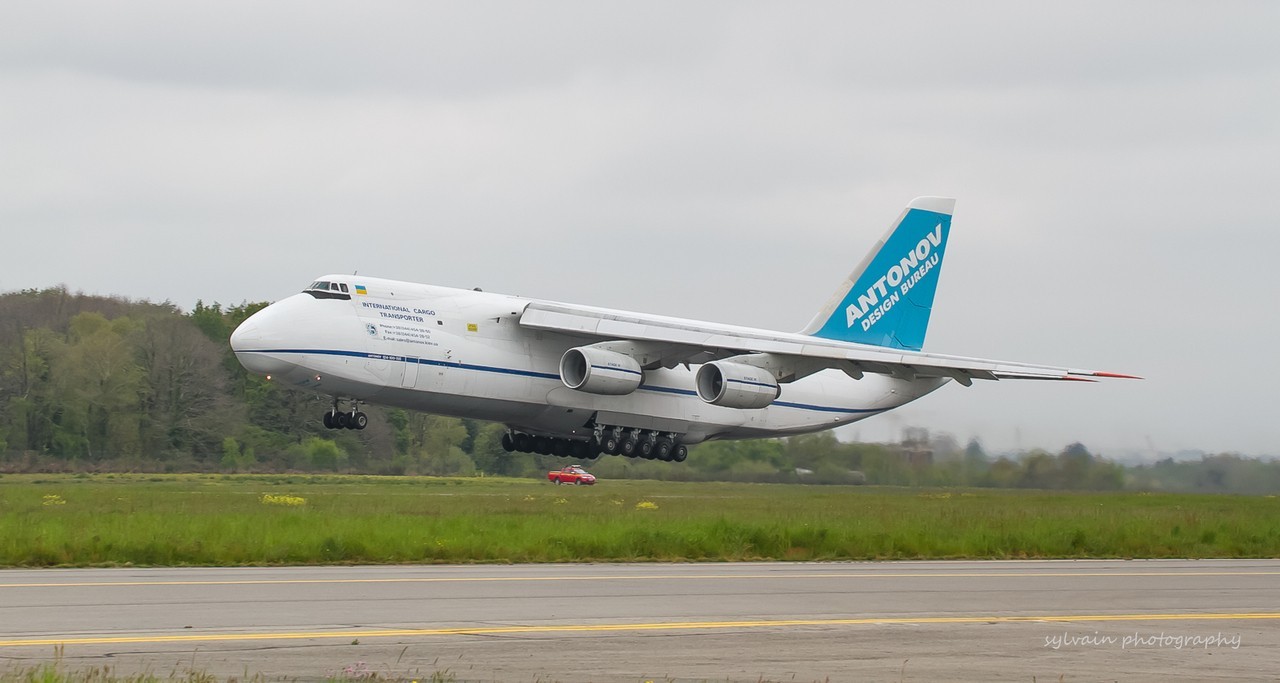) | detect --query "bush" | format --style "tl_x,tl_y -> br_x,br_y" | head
303,437 -> 346,471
